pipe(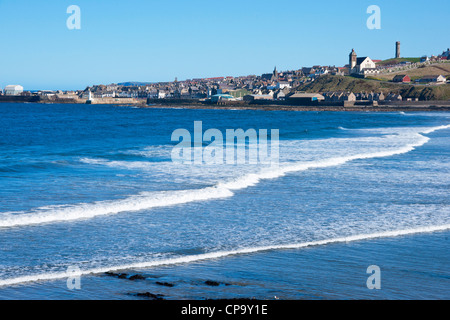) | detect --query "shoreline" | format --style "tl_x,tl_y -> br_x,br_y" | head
1,229 -> 448,300
2,98 -> 450,112
141,103 -> 450,112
